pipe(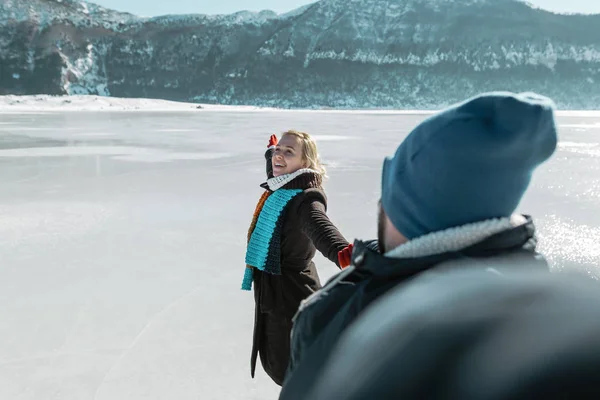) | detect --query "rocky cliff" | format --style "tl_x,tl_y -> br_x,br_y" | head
1,0 -> 599,108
